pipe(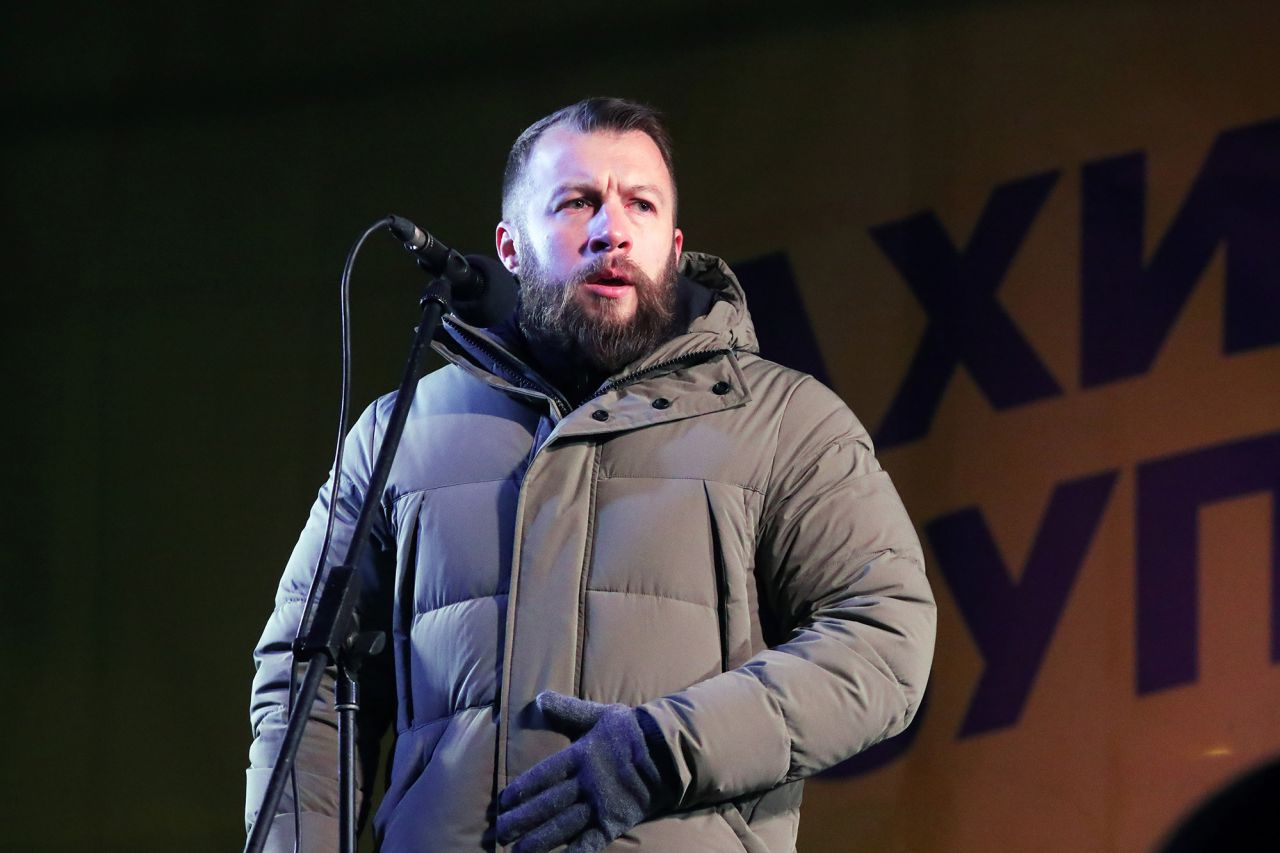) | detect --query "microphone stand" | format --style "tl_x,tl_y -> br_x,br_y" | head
246,274 -> 455,853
